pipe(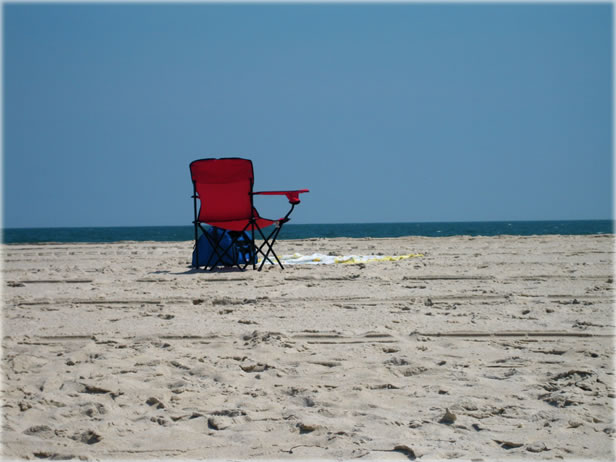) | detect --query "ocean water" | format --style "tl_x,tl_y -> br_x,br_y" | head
2,220 -> 613,244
